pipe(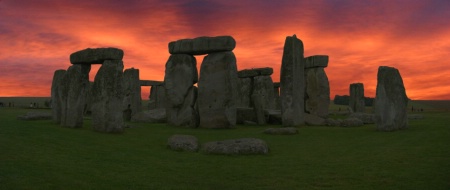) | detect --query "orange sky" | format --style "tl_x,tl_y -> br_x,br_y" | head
1,0 -> 449,100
